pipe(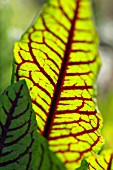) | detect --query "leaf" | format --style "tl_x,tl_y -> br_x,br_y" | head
12,0 -> 104,169
0,80 -> 38,169
35,134 -> 67,170
76,159 -> 88,170
86,150 -> 113,169
76,150 -> 113,170
0,80 -> 66,170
